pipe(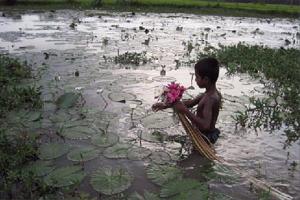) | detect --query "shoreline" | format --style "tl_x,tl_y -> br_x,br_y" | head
0,0 -> 299,18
